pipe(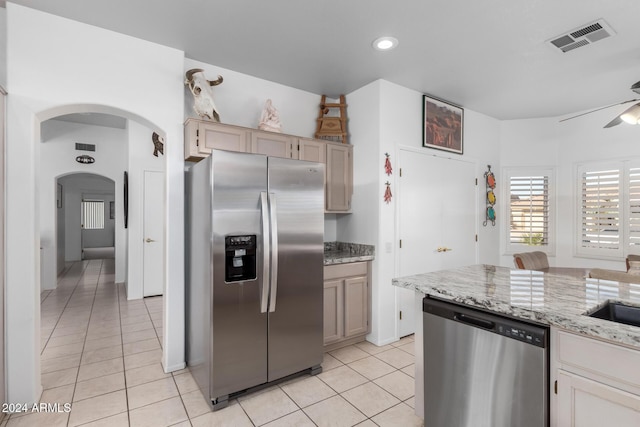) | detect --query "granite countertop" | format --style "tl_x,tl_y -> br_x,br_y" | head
393,264 -> 640,349
324,242 -> 375,265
